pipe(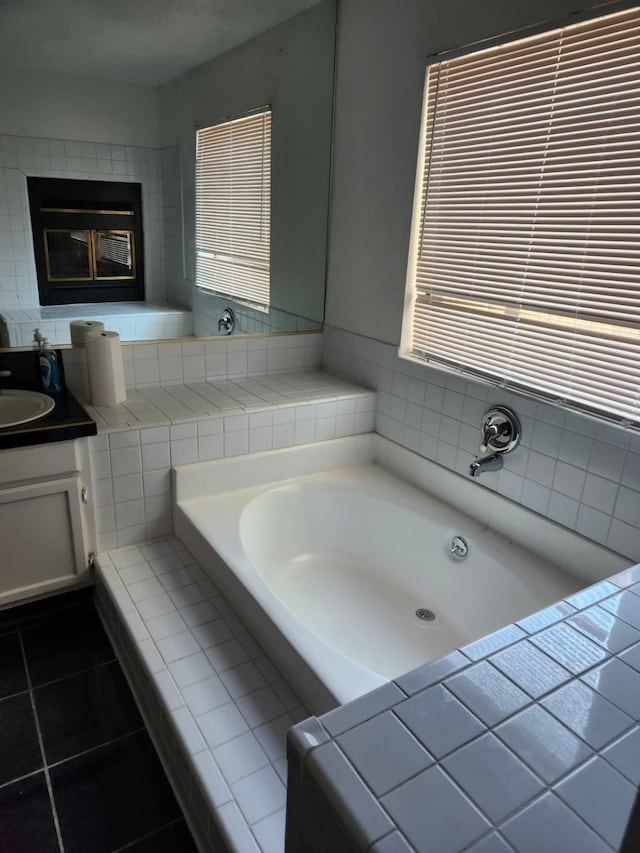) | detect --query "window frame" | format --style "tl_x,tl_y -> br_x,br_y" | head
400,4 -> 640,429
